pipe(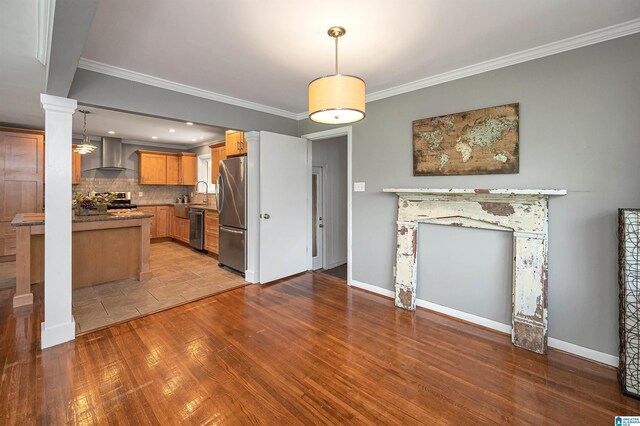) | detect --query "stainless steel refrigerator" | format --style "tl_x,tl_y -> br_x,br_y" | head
216,156 -> 246,275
